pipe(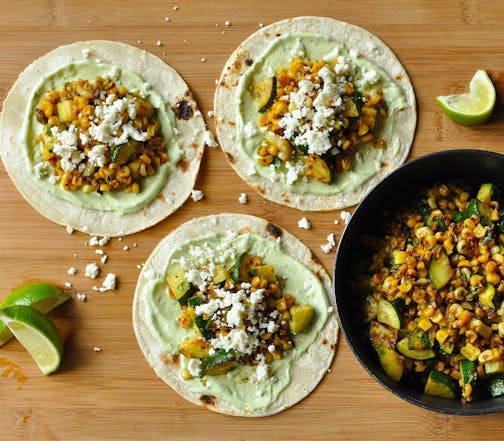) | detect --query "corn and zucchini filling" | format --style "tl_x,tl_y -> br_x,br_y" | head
168,253 -> 314,379
254,56 -> 387,183
366,182 -> 504,402
35,77 -> 168,194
